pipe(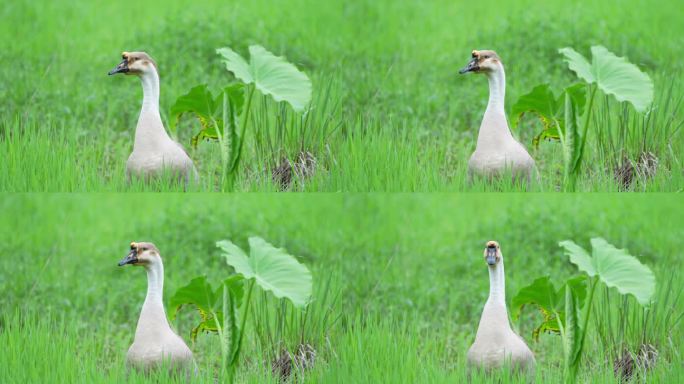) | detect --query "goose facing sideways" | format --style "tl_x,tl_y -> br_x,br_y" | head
467,241 -> 535,372
109,52 -> 197,183
459,50 -> 535,181
118,242 -> 193,372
